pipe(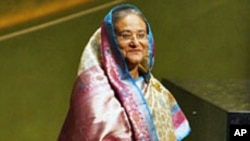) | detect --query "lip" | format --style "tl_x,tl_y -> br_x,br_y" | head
127,49 -> 142,53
